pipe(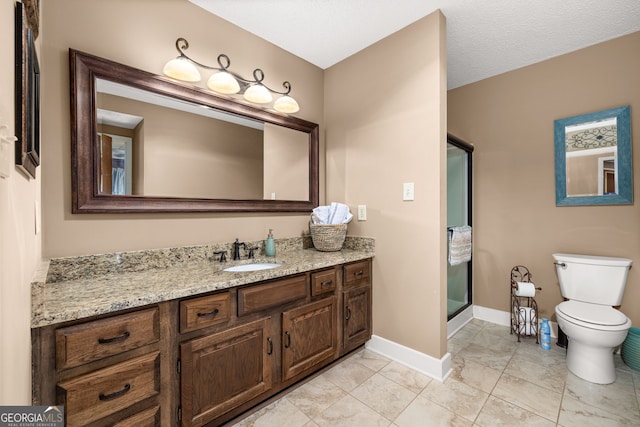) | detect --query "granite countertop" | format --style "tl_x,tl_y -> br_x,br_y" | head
31,237 -> 374,328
